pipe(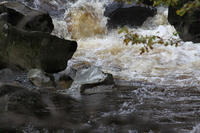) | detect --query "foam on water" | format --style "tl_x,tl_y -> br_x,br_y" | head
52,0 -> 200,86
